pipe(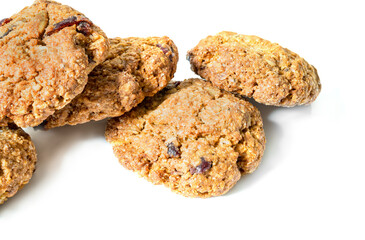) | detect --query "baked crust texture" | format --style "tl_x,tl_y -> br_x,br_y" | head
106,78 -> 265,198
0,124 -> 37,204
44,36 -> 178,129
0,0 -> 109,127
187,31 -> 321,107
